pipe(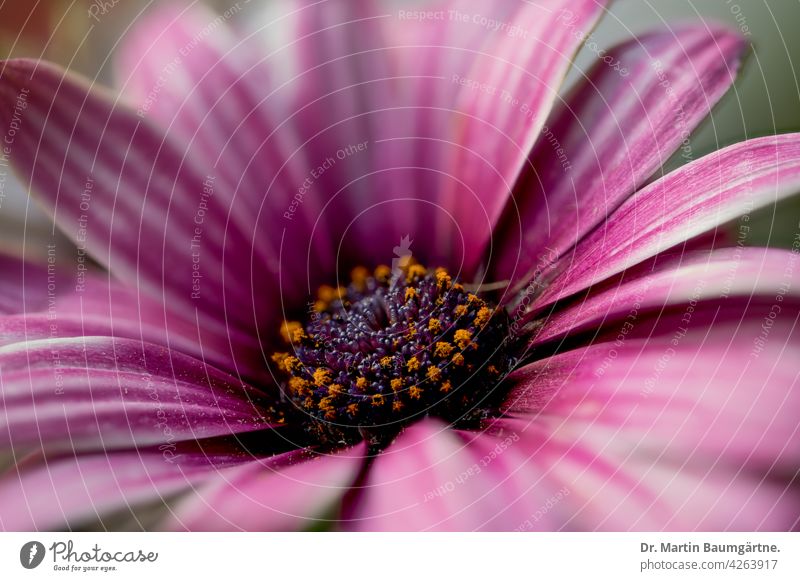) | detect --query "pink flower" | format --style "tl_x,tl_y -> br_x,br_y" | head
1,1 -> 799,531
